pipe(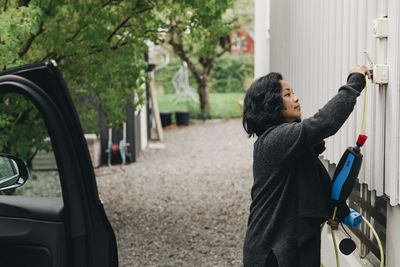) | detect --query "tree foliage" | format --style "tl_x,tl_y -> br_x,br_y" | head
0,93 -> 51,166
0,0 -> 163,161
0,0 -> 243,162
227,0 -> 254,31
